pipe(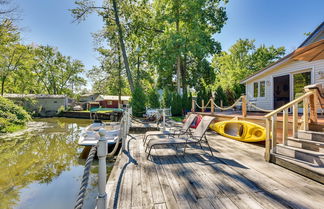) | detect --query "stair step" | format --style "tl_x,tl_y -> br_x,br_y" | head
297,130 -> 324,142
287,137 -> 324,153
276,144 -> 324,166
270,153 -> 324,184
